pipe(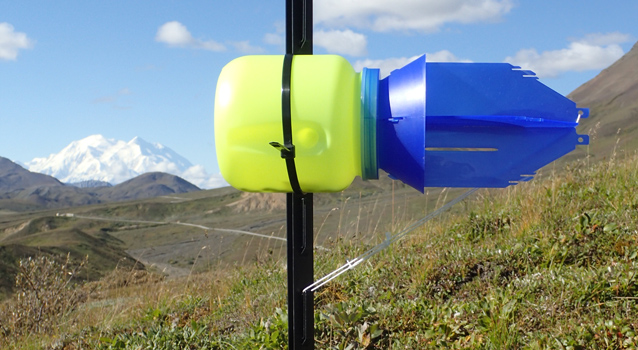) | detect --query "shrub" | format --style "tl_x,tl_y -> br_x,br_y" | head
0,253 -> 88,340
